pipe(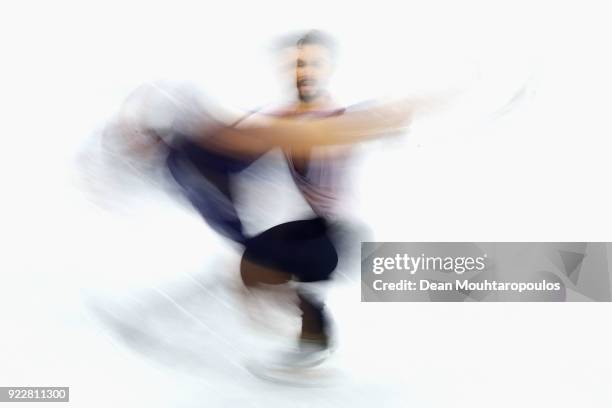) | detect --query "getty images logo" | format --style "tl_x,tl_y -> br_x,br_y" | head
372,253 -> 488,275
